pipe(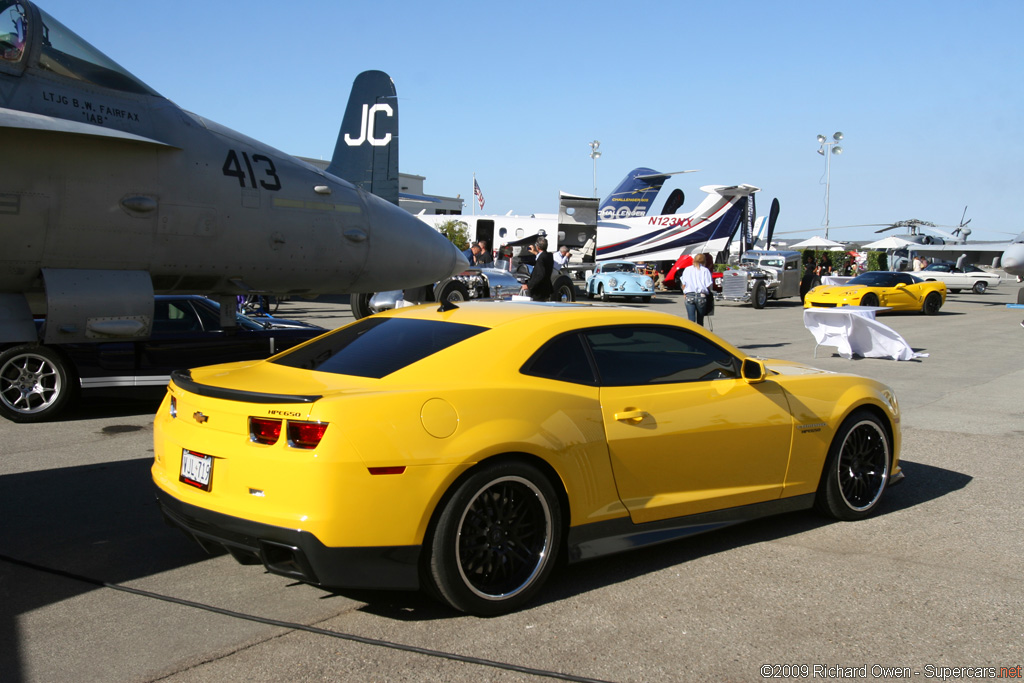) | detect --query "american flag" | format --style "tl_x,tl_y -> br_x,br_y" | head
473,178 -> 485,210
